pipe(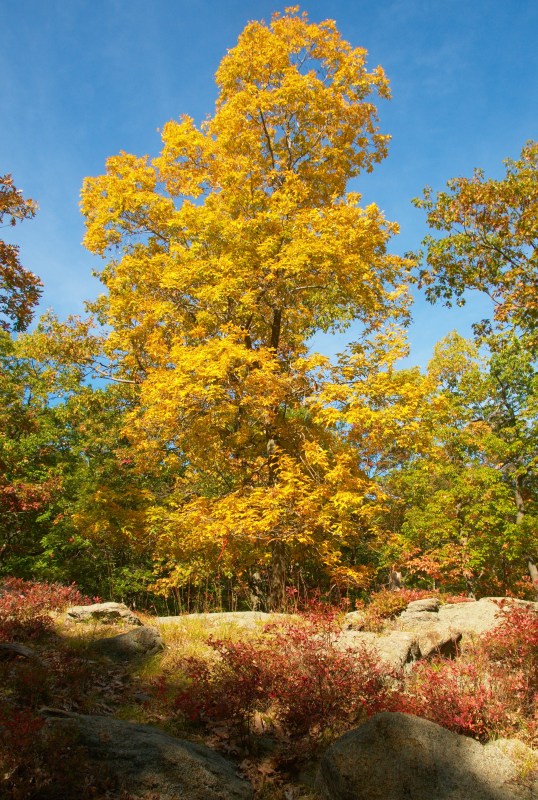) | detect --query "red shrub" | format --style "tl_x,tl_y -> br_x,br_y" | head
484,602 -> 538,670
261,617 -> 390,736
395,657 -> 509,741
0,578 -> 97,642
0,577 -> 96,611
173,638 -> 270,734
394,604 -> 538,743
168,612 -> 391,740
